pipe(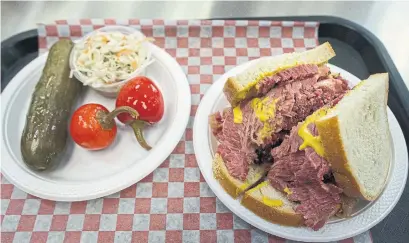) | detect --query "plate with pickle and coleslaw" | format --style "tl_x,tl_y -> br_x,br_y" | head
1,26 -> 191,201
